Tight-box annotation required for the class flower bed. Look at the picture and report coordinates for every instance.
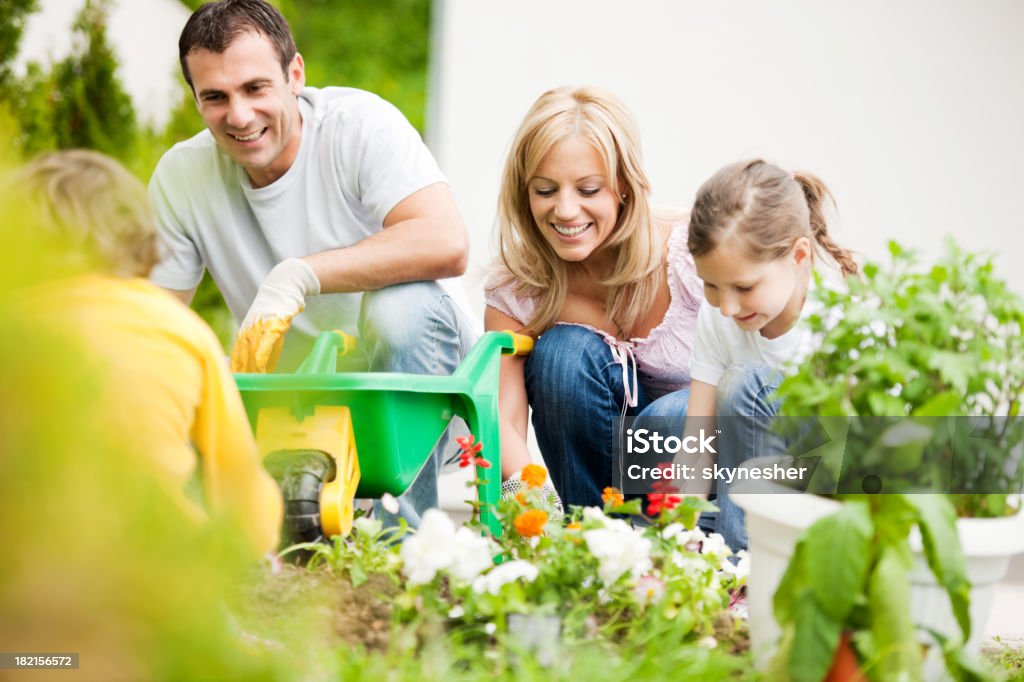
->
[231,464,758,680]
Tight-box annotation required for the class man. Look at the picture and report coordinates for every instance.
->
[149,0,475,525]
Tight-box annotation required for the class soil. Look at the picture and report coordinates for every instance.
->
[231,564,397,652]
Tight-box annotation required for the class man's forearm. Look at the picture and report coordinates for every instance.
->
[303,218,468,294]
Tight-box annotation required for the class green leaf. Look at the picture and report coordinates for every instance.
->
[805,501,873,622]
[868,546,924,680]
[787,592,843,682]
[912,392,962,417]
[927,351,972,393]
[348,561,368,587]
[774,536,808,626]
[903,495,972,641]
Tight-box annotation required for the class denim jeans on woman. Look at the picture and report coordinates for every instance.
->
[524,324,690,511]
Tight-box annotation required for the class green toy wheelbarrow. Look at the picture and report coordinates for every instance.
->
[234,330,532,542]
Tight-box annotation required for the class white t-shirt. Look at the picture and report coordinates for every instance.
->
[148,86,446,338]
[690,292,822,387]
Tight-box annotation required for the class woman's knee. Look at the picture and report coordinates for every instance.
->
[525,324,614,393]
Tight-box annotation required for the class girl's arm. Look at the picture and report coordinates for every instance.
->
[682,380,718,495]
[484,305,535,479]
[687,380,717,419]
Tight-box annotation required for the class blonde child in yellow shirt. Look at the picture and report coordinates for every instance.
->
[20,149,282,556]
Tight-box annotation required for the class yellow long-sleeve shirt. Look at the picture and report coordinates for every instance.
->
[29,275,282,555]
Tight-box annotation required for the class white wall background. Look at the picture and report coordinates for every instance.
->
[428,0,1024,313]
[14,0,190,129]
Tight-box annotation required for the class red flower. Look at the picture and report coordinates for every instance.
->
[646,492,682,516]
[456,434,483,455]
[457,434,490,469]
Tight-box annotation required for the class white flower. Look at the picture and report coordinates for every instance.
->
[734,550,751,583]
[380,493,400,515]
[676,528,707,552]
[671,551,709,575]
[472,560,539,595]
[700,533,732,560]
[582,506,612,527]
[401,509,457,585]
[448,527,498,583]
[353,516,381,537]
[661,522,685,540]
[484,622,497,635]
[400,509,496,586]
[447,605,465,618]
[633,575,666,605]
[868,319,888,337]
[584,519,652,585]
[698,636,718,649]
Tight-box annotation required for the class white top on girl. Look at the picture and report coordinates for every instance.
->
[689,291,821,387]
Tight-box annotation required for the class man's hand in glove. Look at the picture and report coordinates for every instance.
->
[229,258,320,373]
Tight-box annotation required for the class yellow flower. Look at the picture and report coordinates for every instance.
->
[513,509,548,537]
[602,487,624,508]
[520,464,547,489]
[566,522,581,531]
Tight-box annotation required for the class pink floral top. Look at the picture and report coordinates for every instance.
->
[485,221,704,399]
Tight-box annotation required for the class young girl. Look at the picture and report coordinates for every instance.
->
[685,159,858,550]
[485,86,705,509]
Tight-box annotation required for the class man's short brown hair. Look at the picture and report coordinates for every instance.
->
[178,0,297,90]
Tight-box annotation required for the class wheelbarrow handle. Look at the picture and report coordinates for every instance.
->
[295,330,358,374]
[502,330,534,356]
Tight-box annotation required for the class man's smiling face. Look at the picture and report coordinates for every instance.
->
[187,31,304,188]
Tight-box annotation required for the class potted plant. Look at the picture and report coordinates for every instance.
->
[733,240,1024,679]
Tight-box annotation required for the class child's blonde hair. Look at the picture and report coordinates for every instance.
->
[687,159,858,276]
[20,149,158,277]
[492,86,666,336]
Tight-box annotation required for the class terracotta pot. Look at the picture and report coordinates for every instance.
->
[824,632,865,682]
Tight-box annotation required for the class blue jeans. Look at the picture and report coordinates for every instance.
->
[524,324,690,510]
[704,363,784,552]
[358,282,477,528]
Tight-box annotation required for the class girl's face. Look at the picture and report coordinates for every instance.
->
[694,237,811,338]
[528,135,622,267]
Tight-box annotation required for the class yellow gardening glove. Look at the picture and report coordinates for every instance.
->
[229,258,320,373]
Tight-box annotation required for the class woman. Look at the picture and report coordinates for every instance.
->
[485,86,704,509]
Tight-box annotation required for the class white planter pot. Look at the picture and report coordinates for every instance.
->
[732,483,1024,677]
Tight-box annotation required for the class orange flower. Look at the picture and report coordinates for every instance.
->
[520,464,547,489]
[566,521,581,531]
[515,492,528,505]
[513,509,548,537]
[602,487,625,508]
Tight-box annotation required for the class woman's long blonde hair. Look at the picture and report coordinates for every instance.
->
[492,86,666,336]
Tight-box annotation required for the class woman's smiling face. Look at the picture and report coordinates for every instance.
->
[528,135,622,266]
